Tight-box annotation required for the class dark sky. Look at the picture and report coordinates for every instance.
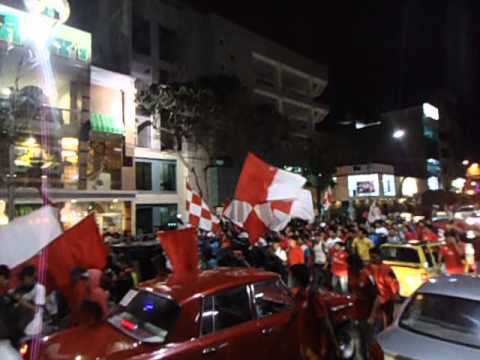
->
[188,0,480,158]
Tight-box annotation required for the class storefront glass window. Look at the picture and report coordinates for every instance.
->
[136,204,178,234]
[87,138,123,191]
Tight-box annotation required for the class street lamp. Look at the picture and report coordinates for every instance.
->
[463,160,470,166]
[393,129,406,139]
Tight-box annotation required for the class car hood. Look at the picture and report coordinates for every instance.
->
[39,322,156,360]
[377,326,480,360]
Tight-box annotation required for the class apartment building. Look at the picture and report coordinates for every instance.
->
[67,0,329,233]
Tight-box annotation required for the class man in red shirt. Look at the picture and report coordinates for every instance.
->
[367,248,399,331]
[439,233,465,274]
[288,238,305,266]
[331,242,349,293]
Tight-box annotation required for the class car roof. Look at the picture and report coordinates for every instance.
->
[381,241,443,249]
[419,274,480,301]
[139,267,278,304]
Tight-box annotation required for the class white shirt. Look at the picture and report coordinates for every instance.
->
[313,243,327,265]
[274,247,287,263]
[22,283,46,336]
[375,227,389,236]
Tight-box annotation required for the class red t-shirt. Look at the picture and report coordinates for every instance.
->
[441,244,464,274]
[288,247,305,266]
[368,263,399,304]
[331,249,349,277]
[349,270,375,320]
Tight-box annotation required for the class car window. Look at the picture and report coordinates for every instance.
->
[428,246,441,265]
[253,280,293,318]
[381,247,421,264]
[201,286,252,336]
[400,293,480,349]
[109,290,180,343]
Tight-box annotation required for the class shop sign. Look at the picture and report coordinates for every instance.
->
[0,3,91,63]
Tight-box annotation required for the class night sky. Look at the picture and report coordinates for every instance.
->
[188,0,480,158]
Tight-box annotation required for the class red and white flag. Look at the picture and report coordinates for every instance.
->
[0,207,107,295]
[186,184,220,232]
[224,153,314,242]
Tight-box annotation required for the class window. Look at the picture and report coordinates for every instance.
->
[135,159,176,192]
[136,162,152,191]
[133,13,151,56]
[253,281,293,318]
[201,286,252,335]
[136,204,178,234]
[158,25,178,62]
[381,247,420,264]
[400,293,480,348]
[158,160,176,191]
[422,245,435,268]
[109,291,180,344]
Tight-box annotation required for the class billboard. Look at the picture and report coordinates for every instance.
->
[382,174,396,196]
[348,174,380,197]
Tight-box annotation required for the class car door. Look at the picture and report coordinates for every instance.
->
[251,280,298,359]
[212,285,261,360]
[190,286,261,360]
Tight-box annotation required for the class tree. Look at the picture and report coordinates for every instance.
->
[136,74,291,201]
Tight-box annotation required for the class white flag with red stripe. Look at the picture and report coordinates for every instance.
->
[0,206,63,269]
[224,153,314,242]
[186,184,220,232]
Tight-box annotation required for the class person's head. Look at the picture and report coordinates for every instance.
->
[289,238,298,248]
[19,265,37,287]
[0,265,10,288]
[445,230,457,244]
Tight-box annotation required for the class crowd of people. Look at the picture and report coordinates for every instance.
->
[0,212,476,359]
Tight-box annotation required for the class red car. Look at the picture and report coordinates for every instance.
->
[34,268,358,359]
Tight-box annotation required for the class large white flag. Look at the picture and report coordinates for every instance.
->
[0,206,62,268]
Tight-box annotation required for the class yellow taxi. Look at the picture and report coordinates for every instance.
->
[380,241,444,297]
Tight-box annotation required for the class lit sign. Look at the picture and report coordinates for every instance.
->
[402,178,418,197]
[24,0,71,24]
[0,4,91,63]
[423,103,439,120]
[348,174,380,197]
[382,174,396,197]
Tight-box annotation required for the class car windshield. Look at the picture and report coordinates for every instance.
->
[381,246,420,264]
[400,293,480,349]
[108,290,180,344]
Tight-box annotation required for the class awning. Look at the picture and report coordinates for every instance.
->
[90,112,124,135]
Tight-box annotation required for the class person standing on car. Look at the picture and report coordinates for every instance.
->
[366,248,399,332]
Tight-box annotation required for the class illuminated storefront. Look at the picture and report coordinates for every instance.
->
[0,4,136,231]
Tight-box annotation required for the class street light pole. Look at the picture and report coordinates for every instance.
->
[7,143,15,221]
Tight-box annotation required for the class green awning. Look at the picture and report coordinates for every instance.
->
[91,112,124,135]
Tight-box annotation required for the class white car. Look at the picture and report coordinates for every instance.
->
[377,275,480,360]
[454,205,479,220]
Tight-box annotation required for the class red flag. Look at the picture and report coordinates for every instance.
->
[158,228,199,279]
[46,215,107,294]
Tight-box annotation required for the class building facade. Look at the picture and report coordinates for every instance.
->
[65,0,330,234]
